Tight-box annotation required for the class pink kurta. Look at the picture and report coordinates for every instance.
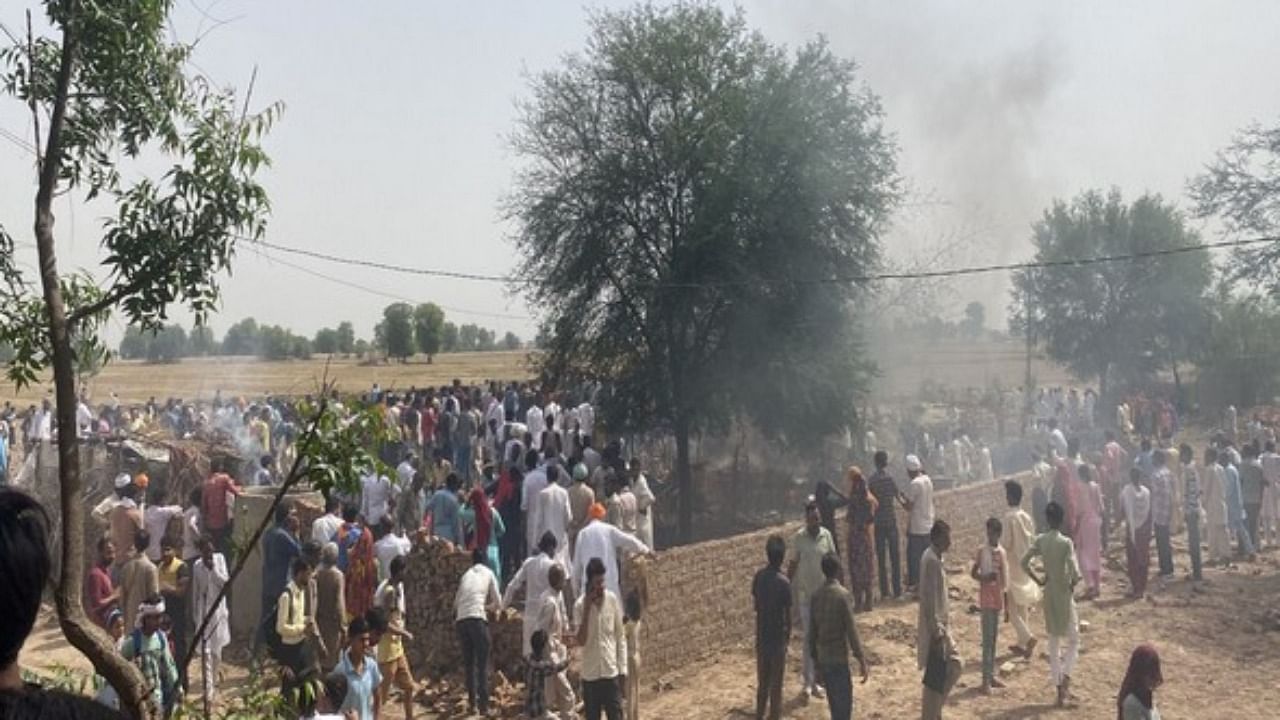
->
[1075,480,1104,590]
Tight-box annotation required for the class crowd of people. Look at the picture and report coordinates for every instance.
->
[43,380,660,720]
[749,401,1271,720]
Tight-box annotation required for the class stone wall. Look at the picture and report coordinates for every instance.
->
[640,471,1045,681]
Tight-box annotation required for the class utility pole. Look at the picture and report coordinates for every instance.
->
[1022,286,1034,437]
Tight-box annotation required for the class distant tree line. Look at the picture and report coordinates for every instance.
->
[115,304,524,363]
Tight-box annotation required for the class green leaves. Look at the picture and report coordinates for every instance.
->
[509,2,896,450]
[294,397,395,499]
[0,0,279,387]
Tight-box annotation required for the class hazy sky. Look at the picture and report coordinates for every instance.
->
[2,1,1278,343]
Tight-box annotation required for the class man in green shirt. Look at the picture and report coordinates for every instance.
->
[809,553,869,720]
[788,501,837,701]
[1022,501,1081,708]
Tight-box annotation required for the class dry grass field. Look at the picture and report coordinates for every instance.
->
[0,351,532,405]
[0,338,1080,407]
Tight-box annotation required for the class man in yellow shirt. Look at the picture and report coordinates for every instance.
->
[373,555,418,719]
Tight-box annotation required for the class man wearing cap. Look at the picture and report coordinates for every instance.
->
[567,462,597,560]
[903,454,935,596]
[109,474,144,571]
[786,500,837,701]
[571,502,650,599]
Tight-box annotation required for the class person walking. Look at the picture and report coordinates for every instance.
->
[1239,444,1266,553]
[867,451,905,601]
[971,518,1006,694]
[574,557,628,720]
[845,467,879,612]
[190,535,230,704]
[904,455,935,596]
[1001,480,1040,659]
[120,530,160,633]
[788,500,837,701]
[918,520,961,720]
[455,547,502,717]
[752,535,791,720]
[808,553,870,720]
[1022,502,1082,708]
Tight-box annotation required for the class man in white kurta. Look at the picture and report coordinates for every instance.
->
[1002,481,1042,656]
[191,540,230,702]
[633,467,657,549]
[503,535,561,655]
[522,461,550,553]
[531,466,572,568]
[571,507,650,597]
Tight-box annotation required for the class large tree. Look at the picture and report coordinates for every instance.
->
[1190,120,1280,292]
[221,316,262,356]
[0,2,277,715]
[380,302,415,361]
[1010,189,1212,399]
[508,3,897,541]
[335,320,355,355]
[412,302,445,362]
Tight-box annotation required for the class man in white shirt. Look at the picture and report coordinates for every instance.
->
[311,496,344,545]
[503,532,562,655]
[903,454,935,595]
[574,557,626,720]
[1047,419,1068,460]
[76,397,95,437]
[32,399,53,442]
[1260,441,1280,548]
[526,403,545,451]
[631,459,657,550]
[572,503,650,598]
[534,563,577,717]
[454,548,502,717]
[531,466,573,570]
[396,454,417,490]
[522,453,551,552]
[361,470,393,528]
[142,487,183,562]
[373,519,412,582]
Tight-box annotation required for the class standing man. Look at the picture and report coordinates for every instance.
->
[201,463,242,558]
[191,535,230,704]
[918,520,961,720]
[1022,502,1082,708]
[567,463,597,560]
[1221,448,1256,561]
[455,547,502,717]
[631,458,657,550]
[425,473,464,546]
[1239,444,1266,553]
[787,500,837,701]
[752,535,791,720]
[809,554,870,720]
[903,455,935,596]
[262,502,301,648]
[505,531,562,656]
[530,465,573,572]
[1180,444,1204,582]
[1149,450,1175,585]
[867,450,905,601]
[1260,441,1280,548]
[574,557,627,720]
[572,503,650,599]
[1001,481,1040,659]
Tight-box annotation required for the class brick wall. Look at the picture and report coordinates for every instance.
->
[639,471,1045,680]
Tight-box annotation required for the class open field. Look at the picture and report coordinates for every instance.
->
[0,351,532,405]
[1,338,1079,407]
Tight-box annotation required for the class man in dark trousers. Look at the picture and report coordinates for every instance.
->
[752,535,791,720]
[809,553,870,720]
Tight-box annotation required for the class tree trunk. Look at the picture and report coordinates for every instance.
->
[31,26,154,720]
[674,414,692,544]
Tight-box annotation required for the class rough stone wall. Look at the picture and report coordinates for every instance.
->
[640,471,1045,681]
[403,539,524,680]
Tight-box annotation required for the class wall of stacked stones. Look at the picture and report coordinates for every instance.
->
[640,471,1043,681]
[400,471,1045,683]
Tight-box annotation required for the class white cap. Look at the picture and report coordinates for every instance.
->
[113,473,133,489]
[905,454,923,472]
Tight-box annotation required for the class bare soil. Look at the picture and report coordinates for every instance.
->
[642,541,1280,719]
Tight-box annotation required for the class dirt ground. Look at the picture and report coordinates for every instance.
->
[24,533,1280,719]
[643,537,1280,719]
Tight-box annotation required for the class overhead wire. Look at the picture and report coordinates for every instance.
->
[254,235,1280,289]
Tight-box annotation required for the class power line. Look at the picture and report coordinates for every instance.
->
[255,235,1280,288]
[246,244,534,322]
